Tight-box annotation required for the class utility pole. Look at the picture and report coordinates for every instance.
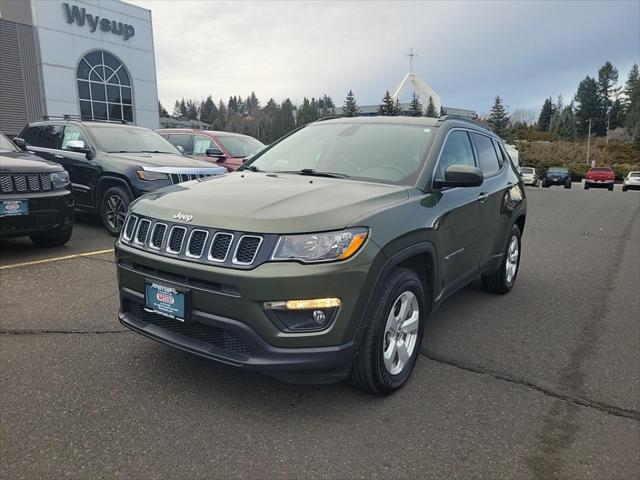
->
[586,117,592,165]
[605,112,611,145]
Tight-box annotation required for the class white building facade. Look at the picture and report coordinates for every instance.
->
[0,0,159,136]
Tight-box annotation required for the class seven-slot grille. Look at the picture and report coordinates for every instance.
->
[233,236,262,265]
[170,173,209,184]
[121,217,266,268]
[0,173,53,193]
[209,233,233,262]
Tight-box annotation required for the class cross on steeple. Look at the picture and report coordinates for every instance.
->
[406,47,418,73]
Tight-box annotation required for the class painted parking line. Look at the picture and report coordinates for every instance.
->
[0,248,114,271]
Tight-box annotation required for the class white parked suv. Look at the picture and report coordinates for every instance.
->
[622,171,640,192]
[519,167,540,187]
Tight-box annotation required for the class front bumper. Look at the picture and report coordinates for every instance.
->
[623,182,640,190]
[0,189,73,238]
[116,239,383,381]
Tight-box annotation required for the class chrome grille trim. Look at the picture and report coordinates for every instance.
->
[207,232,234,263]
[166,226,187,254]
[149,223,168,250]
[185,229,209,259]
[232,235,263,266]
[134,219,152,245]
[122,215,138,242]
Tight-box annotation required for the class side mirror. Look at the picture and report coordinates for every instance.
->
[434,165,484,188]
[176,145,185,154]
[205,148,225,161]
[67,139,89,152]
[13,137,27,151]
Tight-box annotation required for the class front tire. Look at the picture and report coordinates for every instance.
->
[584,183,589,190]
[30,226,73,247]
[622,186,628,192]
[542,180,549,188]
[348,268,426,396]
[608,184,614,191]
[100,186,131,236]
[481,224,521,294]
[565,180,572,189]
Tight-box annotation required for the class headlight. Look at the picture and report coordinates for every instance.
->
[136,170,169,181]
[50,171,70,188]
[271,228,368,263]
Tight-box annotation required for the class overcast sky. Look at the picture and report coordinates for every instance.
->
[130,0,639,116]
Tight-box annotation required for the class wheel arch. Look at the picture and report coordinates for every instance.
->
[96,175,134,207]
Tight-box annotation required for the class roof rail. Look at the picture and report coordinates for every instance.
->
[437,114,493,132]
[315,115,343,122]
[41,114,130,125]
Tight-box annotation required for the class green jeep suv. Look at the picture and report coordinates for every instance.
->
[116,116,526,395]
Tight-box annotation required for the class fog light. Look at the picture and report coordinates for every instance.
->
[263,298,340,332]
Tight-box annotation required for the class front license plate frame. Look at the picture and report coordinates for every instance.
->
[144,281,188,322]
[0,200,28,217]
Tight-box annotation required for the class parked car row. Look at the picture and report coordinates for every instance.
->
[518,165,637,192]
[2,119,267,245]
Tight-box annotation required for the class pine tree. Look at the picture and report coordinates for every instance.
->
[246,92,260,116]
[408,92,422,117]
[425,96,437,117]
[554,105,577,139]
[186,100,198,121]
[378,91,399,116]
[179,98,187,118]
[537,98,554,131]
[487,96,510,137]
[342,90,359,117]
[158,101,169,118]
[624,64,640,143]
[608,98,624,130]
[598,62,619,116]
[319,94,335,116]
[172,100,181,118]
[575,76,603,136]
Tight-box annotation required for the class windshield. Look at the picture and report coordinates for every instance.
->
[630,172,640,177]
[247,122,435,186]
[548,168,568,174]
[217,136,265,158]
[590,167,613,172]
[0,133,18,152]
[88,125,180,154]
[520,168,534,174]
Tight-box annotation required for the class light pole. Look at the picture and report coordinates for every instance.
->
[586,117,592,165]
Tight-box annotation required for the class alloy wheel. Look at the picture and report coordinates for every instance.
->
[105,194,127,232]
[382,291,420,375]
[505,235,520,284]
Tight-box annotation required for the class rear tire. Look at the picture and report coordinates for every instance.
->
[565,180,572,189]
[584,183,589,190]
[100,186,131,236]
[481,224,521,294]
[608,184,614,191]
[348,267,426,396]
[30,226,73,247]
[542,180,549,188]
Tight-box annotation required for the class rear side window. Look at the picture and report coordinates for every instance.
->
[471,133,501,176]
[62,125,87,150]
[435,130,475,180]
[21,126,40,146]
[38,125,64,149]
[193,135,215,155]
[491,140,506,167]
[167,134,193,155]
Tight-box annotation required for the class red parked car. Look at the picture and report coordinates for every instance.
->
[584,167,615,191]
[157,129,265,172]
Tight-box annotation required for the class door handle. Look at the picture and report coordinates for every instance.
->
[54,154,63,159]
[477,192,489,203]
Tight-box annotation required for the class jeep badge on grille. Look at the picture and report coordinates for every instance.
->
[173,211,193,222]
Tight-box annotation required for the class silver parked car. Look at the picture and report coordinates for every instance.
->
[520,167,540,187]
[622,171,640,192]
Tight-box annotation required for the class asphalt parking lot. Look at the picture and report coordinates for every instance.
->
[1,185,639,479]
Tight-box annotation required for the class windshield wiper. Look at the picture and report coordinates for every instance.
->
[141,150,173,154]
[294,168,350,179]
[244,165,262,172]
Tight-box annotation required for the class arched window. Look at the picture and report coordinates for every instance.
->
[77,50,133,122]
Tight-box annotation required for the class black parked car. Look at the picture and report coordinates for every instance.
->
[15,119,226,235]
[0,132,74,246]
[541,167,571,189]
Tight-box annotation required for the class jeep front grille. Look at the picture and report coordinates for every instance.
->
[120,217,273,269]
[0,173,53,193]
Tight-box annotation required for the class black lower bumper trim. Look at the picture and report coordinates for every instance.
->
[119,288,355,383]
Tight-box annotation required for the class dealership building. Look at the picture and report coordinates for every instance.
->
[0,0,159,137]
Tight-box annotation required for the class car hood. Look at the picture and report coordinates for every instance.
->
[105,152,220,168]
[131,172,409,233]
[0,151,64,173]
